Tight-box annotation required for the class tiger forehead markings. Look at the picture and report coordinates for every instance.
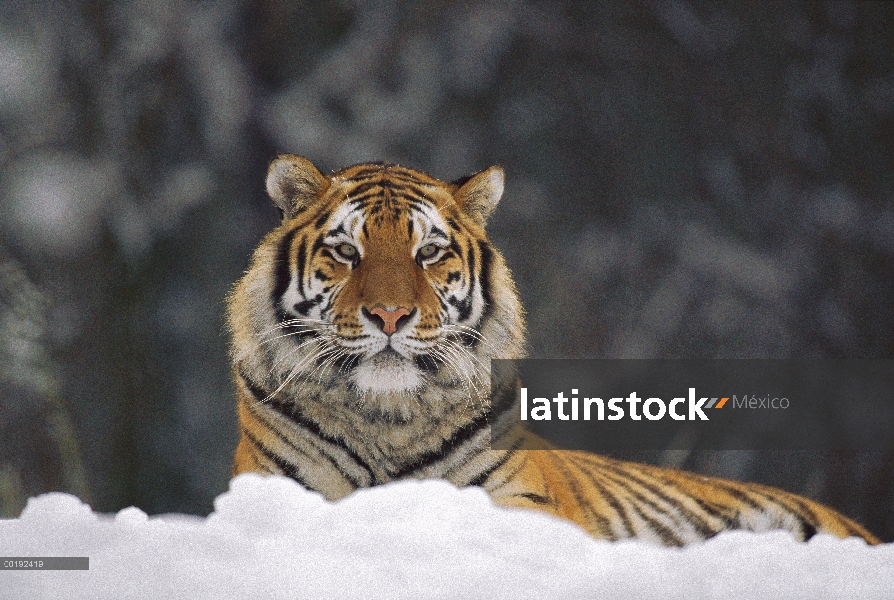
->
[228,154,879,546]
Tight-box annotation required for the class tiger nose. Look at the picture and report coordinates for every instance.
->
[363,306,414,335]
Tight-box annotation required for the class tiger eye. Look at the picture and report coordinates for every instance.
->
[419,244,439,258]
[337,244,357,258]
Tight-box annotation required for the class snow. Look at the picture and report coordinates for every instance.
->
[1,474,891,599]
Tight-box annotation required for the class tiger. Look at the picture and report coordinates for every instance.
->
[227,154,879,546]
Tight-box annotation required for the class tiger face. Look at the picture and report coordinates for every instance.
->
[234,155,523,408]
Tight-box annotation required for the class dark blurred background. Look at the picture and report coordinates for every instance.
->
[0,1,892,540]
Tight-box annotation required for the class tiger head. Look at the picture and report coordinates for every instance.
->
[229,155,525,413]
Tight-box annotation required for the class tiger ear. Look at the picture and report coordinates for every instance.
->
[266,154,329,219]
[453,166,504,226]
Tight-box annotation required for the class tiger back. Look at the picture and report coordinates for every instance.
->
[228,154,879,546]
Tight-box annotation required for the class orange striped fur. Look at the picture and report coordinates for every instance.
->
[228,155,878,545]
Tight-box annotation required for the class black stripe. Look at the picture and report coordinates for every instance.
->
[577,459,692,544]
[343,165,387,180]
[239,367,271,401]
[626,465,736,524]
[486,455,529,494]
[446,237,464,261]
[698,478,829,538]
[390,190,432,206]
[242,429,280,474]
[599,461,717,539]
[430,225,448,239]
[548,453,629,538]
[294,293,323,316]
[347,181,381,196]
[295,237,307,295]
[265,398,377,483]
[315,210,331,228]
[466,439,522,487]
[413,354,442,373]
[377,178,427,193]
[476,240,494,327]
[272,228,299,323]
[244,396,366,490]
[800,518,818,541]
[683,493,737,524]
[347,189,385,207]
[699,477,766,511]
[628,499,686,546]
[325,224,346,237]
[778,491,822,527]
[387,170,431,183]
[318,289,337,316]
[755,490,814,539]
[238,369,377,485]
[553,455,620,540]
[515,492,551,505]
[239,371,366,488]
[385,190,430,206]
[753,488,823,541]
[447,237,475,322]
[391,411,492,479]
[241,428,312,489]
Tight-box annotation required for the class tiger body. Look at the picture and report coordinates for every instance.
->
[228,155,878,545]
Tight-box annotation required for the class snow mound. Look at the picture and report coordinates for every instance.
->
[1,474,890,599]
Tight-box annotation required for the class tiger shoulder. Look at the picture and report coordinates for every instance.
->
[227,154,879,546]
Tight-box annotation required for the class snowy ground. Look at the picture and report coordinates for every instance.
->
[1,474,891,599]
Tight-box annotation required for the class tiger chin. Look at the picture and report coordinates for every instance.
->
[227,154,879,546]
